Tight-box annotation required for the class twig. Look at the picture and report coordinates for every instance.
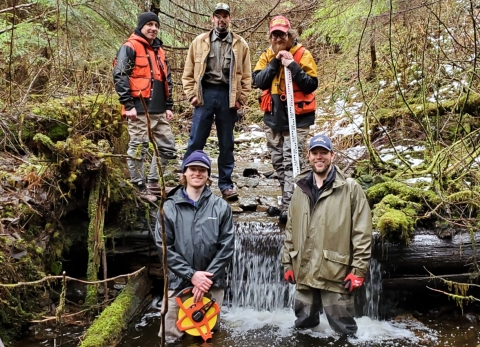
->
[138,95,168,347]
[426,286,480,302]
[0,3,35,14]
[0,267,145,288]
[30,298,115,323]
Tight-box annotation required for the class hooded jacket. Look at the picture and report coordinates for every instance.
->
[113,32,173,114]
[253,44,318,132]
[182,30,252,108]
[282,167,372,294]
[155,185,234,290]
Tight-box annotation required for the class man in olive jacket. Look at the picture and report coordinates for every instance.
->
[155,150,234,343]
[182,3,252,201]
[282,134,372,335]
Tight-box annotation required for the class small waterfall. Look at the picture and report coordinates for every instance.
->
[364,258,382,319]
[227,222,295,311]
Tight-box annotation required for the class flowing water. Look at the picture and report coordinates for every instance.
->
[17,222,480,347]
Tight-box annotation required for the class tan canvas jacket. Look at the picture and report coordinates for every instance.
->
[282,167,373,294]
[182,30,252,108]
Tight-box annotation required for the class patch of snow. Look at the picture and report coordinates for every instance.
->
[404,176,432,184]
[342,146,367,161]
[408,158,424,167]
[331,114,364,137]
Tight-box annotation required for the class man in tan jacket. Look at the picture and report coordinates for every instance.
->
[282,134,372,335]
[181,3,251,201]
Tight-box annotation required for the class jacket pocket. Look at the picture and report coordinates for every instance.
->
[259,89,272,112]
[294,91,316,115]
[134,56,150,78]
[321,250,350,282]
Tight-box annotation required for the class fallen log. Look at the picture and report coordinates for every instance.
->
[79,271,151,347]
[373,229,480,277]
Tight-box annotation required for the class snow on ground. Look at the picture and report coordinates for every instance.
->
[315,99,365,139]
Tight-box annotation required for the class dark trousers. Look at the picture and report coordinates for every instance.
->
[183,85,237,192]
[295,287,358,335]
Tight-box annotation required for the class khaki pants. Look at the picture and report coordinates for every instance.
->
[127,112,176,184]
[158,288,225,343]
[265,126,310,207]
[294,287,357,335]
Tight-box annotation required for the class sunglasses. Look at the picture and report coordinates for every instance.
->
[271,32,288,39]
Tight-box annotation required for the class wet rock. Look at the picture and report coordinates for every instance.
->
[234,131,265,143]
[239,198,258,212]
[256,205,269,213]
[236,177,259,189]
[465,313,477,323]
[267,206,281,217]
[229,204,243,214]
[243,168,259,177]
[357,174,374,190]
[10,249,27,260]
[259,196,279,207]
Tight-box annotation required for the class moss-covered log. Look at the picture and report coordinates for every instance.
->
[79,271,151,347]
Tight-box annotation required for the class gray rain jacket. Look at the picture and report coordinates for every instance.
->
[155,185,234,290]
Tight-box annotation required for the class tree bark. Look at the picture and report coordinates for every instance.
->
[373,229,480,277]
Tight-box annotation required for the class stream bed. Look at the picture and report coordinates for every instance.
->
[18,302,480,347]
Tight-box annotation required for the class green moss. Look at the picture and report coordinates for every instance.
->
[0,237,48,343]
[80,278,141,347]
[377,209,414,244]
[47,123,69,140]
[370,188,423,244]
[33,133,54,149]
[366,180,441,206]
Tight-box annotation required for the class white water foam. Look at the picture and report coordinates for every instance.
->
[221,308,438,346]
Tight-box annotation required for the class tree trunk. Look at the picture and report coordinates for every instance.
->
[373,229,480,277]
[79,272,152,347]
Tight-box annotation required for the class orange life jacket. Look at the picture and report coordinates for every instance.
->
[118,34,169,113]
[259,46,316,115]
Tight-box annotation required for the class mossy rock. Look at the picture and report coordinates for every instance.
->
[26,95,124,146]
[366,180,441,206]
[377,209,414,244]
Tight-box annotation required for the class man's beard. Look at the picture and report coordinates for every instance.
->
[311,161,331,176]
[216,23,228,33]
[270,37,294,54]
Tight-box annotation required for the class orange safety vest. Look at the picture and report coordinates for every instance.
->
[259,46,316,115]
[117,34,169,114]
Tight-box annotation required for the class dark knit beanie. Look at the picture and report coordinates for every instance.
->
[136,12,160,30]
[182,150,212,176]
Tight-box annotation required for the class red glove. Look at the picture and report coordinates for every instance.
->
[343,273,364,293]
[284,269,296,284]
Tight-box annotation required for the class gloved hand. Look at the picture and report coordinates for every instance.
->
[284,269,296,284]
[343,273,364,293]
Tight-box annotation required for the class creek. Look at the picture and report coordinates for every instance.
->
[16,221,480,347]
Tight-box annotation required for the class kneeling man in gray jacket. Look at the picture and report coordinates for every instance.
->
[155,150,234,343]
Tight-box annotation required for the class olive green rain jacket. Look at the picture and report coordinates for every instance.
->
[282,167,373,294]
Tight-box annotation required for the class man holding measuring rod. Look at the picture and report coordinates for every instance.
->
[253,15,318,223]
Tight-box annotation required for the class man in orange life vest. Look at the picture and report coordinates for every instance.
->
[253,16,318,222]
[113,12,177,202]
